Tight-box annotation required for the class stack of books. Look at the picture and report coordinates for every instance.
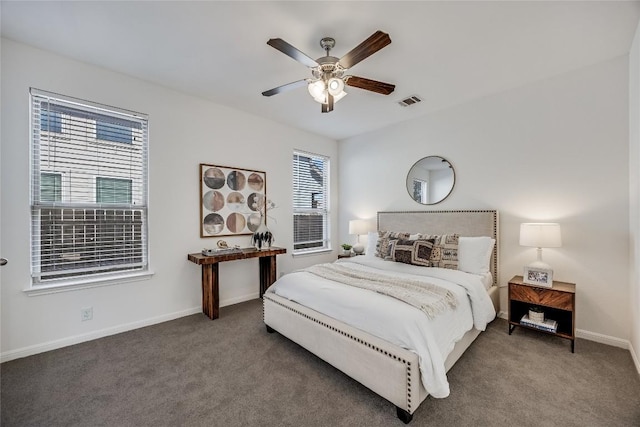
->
[520,314,558,333]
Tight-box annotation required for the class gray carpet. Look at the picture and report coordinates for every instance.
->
[2,299,639,426]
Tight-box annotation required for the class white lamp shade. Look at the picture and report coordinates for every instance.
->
[349,219,374,236]
[308,80,326,100]
[327,78,345,96]
[332,90,347,103]
[519,223,562,248]
[311,90,347,104]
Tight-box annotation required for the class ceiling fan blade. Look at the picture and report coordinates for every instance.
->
[267,38,319,68]
[262,79,308,97]
[338,31,391,70]
[345,76,395,95]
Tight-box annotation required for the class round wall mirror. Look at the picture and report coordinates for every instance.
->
[406,156,455,205]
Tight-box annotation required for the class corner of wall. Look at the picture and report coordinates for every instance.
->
[630,339,640,376]
[629,18,640,376]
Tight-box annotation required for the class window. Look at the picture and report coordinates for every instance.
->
[40,173,62,203]
[30,88,149,287]
[96,120,133,144]
[96,177,132,204]
[41,110,62,133]
[293,151,330,253]
[413,179,428,204]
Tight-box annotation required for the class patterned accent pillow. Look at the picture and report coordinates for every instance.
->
[385,239,399,260]
[375,231,410,259]
[418,233,460,269]
[392,238,436,267]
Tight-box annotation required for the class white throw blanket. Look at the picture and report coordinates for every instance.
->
[304,263,457,318]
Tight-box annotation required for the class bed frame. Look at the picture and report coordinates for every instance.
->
[263,210,499,423]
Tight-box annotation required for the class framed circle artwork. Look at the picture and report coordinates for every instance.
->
[200,164,266,237]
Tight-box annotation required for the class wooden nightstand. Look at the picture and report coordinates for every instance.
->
[508,275,576,352]
[338,253,364,259]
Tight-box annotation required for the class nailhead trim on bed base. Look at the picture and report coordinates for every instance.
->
[264,295,415,413]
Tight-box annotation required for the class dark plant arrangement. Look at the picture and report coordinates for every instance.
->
[251,196,276,250]
[252,229,273,250]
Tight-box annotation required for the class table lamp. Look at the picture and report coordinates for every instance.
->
[349,219,374,255]
[519,223,562,270]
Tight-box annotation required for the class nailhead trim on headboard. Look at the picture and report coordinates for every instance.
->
[264,295,414,413]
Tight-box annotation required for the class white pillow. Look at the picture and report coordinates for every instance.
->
[365,231,379,257]
[458,236,495,274]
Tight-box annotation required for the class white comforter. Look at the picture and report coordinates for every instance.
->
[268,256,496,398]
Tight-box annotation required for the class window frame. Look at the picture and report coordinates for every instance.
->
[413,178,428,204]
[28,88,151,293]
[292,150,331,255]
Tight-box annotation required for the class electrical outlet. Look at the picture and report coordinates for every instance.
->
[81,307,93,321]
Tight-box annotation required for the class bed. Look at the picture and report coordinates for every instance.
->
[263,210,499,423]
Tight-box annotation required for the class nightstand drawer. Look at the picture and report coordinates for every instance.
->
[509,283,573,310]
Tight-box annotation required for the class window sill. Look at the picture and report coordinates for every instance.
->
[24,270,155,296]
[292,249,333,258]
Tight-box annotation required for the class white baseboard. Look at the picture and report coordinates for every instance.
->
[1,293,263,363]
[497,311,633,350]
[1,306,200,363]
[629,341,640,375]
[575,328,629,349]
[220,292,259,307]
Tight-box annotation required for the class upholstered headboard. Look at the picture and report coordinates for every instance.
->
[377,210,499,286]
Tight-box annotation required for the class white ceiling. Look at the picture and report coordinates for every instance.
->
[2,1,639,140]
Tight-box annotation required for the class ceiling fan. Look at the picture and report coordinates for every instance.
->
[262,30,395,113]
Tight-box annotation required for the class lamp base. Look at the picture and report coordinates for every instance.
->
[353,243,365,255]
[526,260,552,270]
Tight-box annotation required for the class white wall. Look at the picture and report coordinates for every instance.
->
[339,56,630,344]
[629,21,640,372]
[0,39,338,361]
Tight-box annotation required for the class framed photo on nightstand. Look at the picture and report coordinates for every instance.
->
[523,266,553,287]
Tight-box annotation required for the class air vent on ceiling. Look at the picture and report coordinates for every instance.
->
[398,95,422,107]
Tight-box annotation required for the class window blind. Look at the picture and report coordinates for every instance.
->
[30,88,149,285]
[292,151,330,252]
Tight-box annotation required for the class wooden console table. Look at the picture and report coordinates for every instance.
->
[187,247,287,320]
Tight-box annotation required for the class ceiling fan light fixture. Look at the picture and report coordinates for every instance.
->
[312,93,327,104]
[311,91,347,105]
[263,31,393,113]
[327,77,345,96]
[307,80,326,100]
[308,79,347,105]
[333,90,347,103]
